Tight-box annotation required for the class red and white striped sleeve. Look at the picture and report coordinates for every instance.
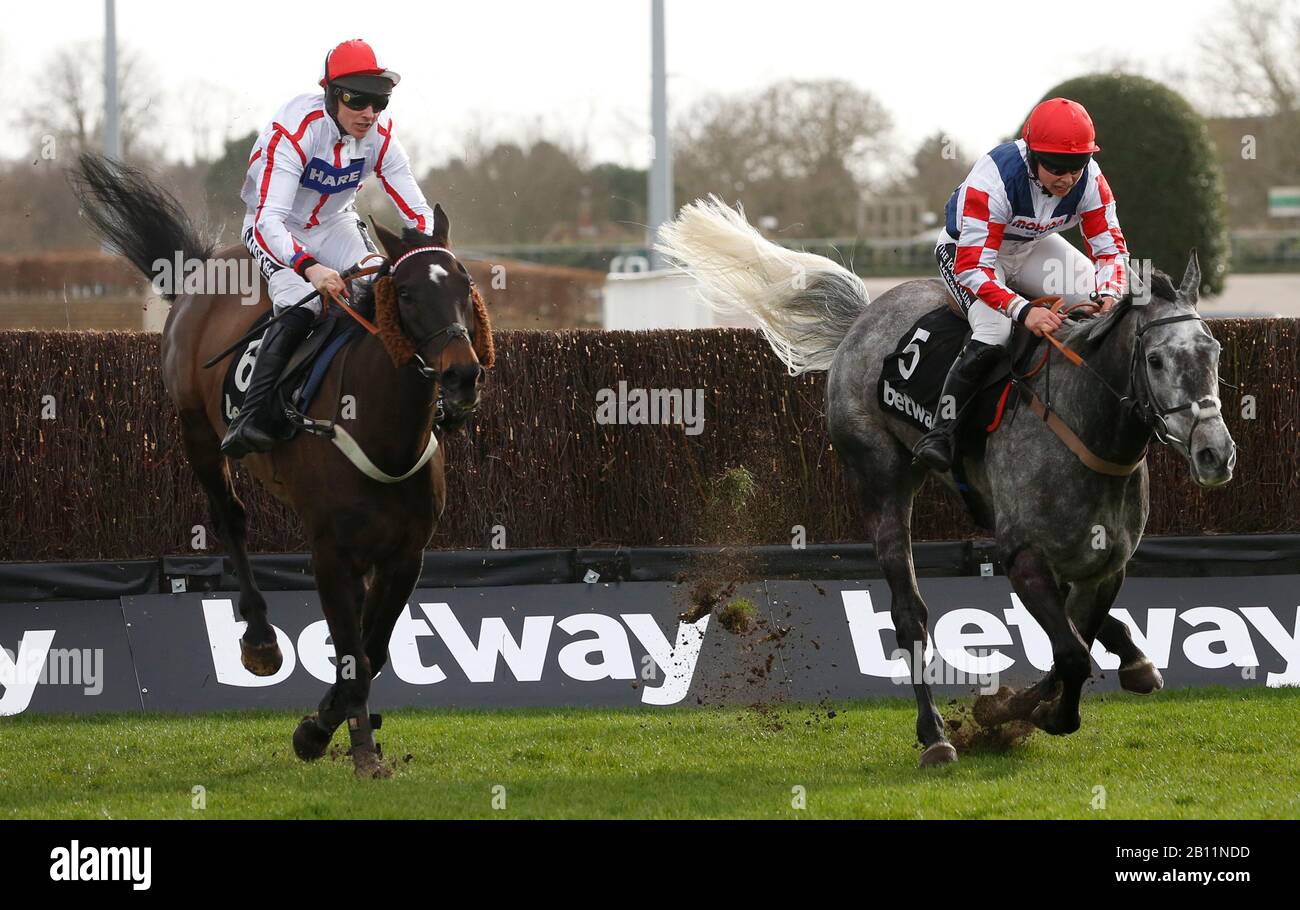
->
[251,116,317,277]
[374,117,434,235]
[952,162,1031,321]
[1079,165,1130,298]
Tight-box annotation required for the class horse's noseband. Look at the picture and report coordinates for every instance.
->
[410,322,471,380]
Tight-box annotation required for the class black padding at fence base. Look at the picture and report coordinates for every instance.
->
[3,534,1299,603]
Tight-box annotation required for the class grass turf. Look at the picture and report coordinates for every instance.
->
[0,686,1295,819]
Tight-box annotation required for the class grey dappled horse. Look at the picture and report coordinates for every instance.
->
[659,198,1236,768]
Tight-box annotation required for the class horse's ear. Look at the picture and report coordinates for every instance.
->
[432,203,450,247]
[1179,249,1201,307]
[470,283,495,368]
[372,219,404,260]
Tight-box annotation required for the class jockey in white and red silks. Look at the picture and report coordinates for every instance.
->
[224,37,434,458]
[914,96,1131,473]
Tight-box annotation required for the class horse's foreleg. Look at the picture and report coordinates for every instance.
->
[298,542,389,778]
[1005,547,1091,735]
[178,409,280,676]
[293,564,365,762]
[361,549,425,678]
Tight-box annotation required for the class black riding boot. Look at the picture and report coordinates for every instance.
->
[220,308,315,458]
[912,338,1002,473]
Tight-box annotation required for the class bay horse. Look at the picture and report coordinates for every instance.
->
[72,154,494,777]
[660,198,1236,768]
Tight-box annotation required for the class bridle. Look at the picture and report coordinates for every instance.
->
[387,244,475,383]
[280,241,485,481]
[1124,310,1226,460]
[1024,296,1230,466]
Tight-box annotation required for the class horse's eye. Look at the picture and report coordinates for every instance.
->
[398,287,409,299]
[1147,354,1163,370]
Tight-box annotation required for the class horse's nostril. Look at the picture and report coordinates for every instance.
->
[1195,448,1219,468]
[441,365,481,392]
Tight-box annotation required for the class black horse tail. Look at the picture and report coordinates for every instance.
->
[69,153,215,301]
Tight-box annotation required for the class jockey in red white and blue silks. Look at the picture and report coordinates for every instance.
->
[915,97,1130,474]
[239,41,433,317]
[224,38,434,459]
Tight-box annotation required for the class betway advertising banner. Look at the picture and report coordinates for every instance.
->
[1,576,1298,715]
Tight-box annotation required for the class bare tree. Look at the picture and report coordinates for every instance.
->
[25,40,163,161]
[673,79,896,237]
[1196,0,1300,226]
[898,131,975,222]
[1198,0,1300,116]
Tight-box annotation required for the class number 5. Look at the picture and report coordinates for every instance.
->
[898,328,931,380]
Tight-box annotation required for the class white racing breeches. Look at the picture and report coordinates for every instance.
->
[243,214,380,316]
[936,232,1095,346]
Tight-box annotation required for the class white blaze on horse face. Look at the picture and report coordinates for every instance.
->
[429,264,449,284]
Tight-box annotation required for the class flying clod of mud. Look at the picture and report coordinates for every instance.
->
[944,687,1037,754]
[718,597,757,634]
[677,466,760,630]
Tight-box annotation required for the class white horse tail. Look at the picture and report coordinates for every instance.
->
[655,195,870,375]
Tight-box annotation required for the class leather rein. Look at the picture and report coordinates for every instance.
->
[1012,295,1220,475]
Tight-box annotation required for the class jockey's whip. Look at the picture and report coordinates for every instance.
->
[202,262,385,369]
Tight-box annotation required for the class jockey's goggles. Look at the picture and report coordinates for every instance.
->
[335,87,389,113]
[1036,153,1091,176]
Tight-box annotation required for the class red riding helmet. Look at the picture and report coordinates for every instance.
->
[319,39,401,92]
[1022,98,1101,155]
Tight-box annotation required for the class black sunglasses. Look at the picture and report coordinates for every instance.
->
[335,88,389,113]
[1038,157,1089,177]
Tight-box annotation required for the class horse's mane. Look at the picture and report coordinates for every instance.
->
[1056,268,1180,350]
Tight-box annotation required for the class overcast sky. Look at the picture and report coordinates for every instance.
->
[2,0,1229,169]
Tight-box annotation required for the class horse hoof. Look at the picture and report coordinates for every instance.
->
[919,741,958,768]
[240,637,283,677]
[972,685,1016,727]
[293,714,333,762]
[1031,702,1080,736]
[1119,660,1164,695]
[351,746,393,779]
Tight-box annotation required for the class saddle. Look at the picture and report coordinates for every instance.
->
[878,304,1040,446]
[878,299,1048,528]
[220,306,369,442]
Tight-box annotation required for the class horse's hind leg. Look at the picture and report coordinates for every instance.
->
[178,409,281,676]
[1089,571,1163,694]
[844,445,954,768]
